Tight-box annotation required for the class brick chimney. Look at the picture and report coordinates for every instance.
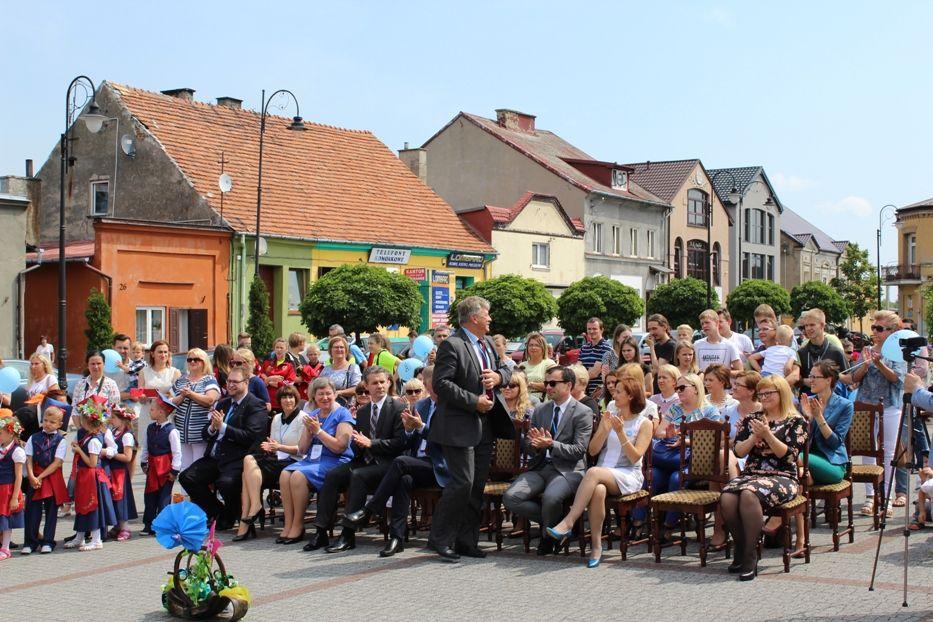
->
[399,144,427,184]
[161,88,195,102]
[216,96,242,110]
[495,109,536,133]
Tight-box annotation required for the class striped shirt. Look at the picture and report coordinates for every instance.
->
[579,338,612,394]
[172,374,221,444]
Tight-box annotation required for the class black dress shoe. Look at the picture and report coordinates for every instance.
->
[302,530,328,551]
[727,560,744,574]
[536,538,555,556]
[344,508,372,529]
[379,537,404,557]
[432,544,460,563]
[325,531,356,553]
[455,544,487,558]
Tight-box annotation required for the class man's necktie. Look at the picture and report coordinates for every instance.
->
[370,403,379,437]
[551,406,560,437]
[477,340,494,399]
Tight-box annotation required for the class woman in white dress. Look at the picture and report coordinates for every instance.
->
[137,340,181,453]
[546,374,653,567]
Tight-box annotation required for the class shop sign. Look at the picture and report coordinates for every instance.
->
[431,270,450,285]
[404,267,427,282]
[369,247,411,264]
[447,253,484,269]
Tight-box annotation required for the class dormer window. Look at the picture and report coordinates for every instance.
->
[611,169,628,190]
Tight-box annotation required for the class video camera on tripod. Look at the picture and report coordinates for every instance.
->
[899,335,929,365]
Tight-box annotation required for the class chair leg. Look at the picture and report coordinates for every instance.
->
[523,520,531,554]
[679,515,687,557]
[652,507,661,563]
[847,493,855,544]
[830,500,840,552]
[696,511,708,568]
[495,500,504,551]
[810,498,817,528]
[782,516,792,573]
[618,510,629,561]
[804,506,811,564]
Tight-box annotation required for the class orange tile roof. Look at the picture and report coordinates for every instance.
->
[107,83,493,254]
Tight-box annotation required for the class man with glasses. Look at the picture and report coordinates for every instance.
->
[428,296,514,562]
[797,309,848,395]
[179,367,267,530]
[503,366,592,556]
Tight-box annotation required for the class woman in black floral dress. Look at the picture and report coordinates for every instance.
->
[720,375,808,581]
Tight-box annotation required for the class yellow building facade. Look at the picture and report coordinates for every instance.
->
[891,198,933,334]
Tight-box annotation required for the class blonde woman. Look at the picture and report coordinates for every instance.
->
[649,364,681,419]
[402,378,425,409]
[617,363,659,424]
[721,375,808,580]
[172,348,221,470]
[320,336,362,405]
[138,340,181,453]
[674,341,699,376]
[502,370,534,420]
[520,332,556,401]
[27,354,61,399]
[676,324,694,343]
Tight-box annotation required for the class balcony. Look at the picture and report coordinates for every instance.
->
[882,263,925,285]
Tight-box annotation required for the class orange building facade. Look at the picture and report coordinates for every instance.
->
[25,220,230,372]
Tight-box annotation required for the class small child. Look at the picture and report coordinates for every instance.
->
[23,407,68,554]
[0,413,25,560]
[140,393,181,536]
[108,406,138,541]
[749,325,797,377]
[119,342,148,390]
[909,466,933,530]
[68,403,115,551]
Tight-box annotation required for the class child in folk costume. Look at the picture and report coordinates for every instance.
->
[108,405,138,541]
[0,414,26,560]
[67,400,115,551]
[23,407,68,554]
[140,393,181,536]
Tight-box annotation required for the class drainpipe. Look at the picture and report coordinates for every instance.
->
[81,259,113,303]
[240,233,247,336]
[16,251,45,358]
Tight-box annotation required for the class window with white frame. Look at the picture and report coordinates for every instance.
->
[646,230,656,259]
[287,268,309,312]
[136,307,165,346]
[90,180,109,216]
[629,228,638,256]
[611,226,621,255]
[532,242,550,268]
[591,222,604,253]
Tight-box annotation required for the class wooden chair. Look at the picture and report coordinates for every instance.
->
[848,401,885,530]
[649,418,731,566]
[604,441,653,560]
[483,419,528,550]
[808,431,854,551]
[759,441,811,573]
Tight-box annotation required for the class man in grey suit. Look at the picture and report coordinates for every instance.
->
[428,296,514,562]
[503,365,593,555]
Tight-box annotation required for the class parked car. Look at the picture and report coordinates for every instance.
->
[1,359,82,399]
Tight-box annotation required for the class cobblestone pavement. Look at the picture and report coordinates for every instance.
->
[4,480,933,621]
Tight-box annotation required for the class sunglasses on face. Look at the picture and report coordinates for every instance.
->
[187,358,201,364]
[405,389,422,396]
[544,380,570,388]
[505,383,519,389]
[675,385,691,393]
[871,325,889,333]
[230,361,243,366]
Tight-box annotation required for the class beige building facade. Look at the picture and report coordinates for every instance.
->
[890,198,933,334]
[779,206,844,290]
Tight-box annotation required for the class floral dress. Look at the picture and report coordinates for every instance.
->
[722,413,808,509]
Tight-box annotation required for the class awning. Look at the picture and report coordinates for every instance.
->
[26,241,95,264]
[649,264,674,274]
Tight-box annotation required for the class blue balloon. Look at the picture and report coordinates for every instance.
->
[398,358,424,382]
[0,366,20,394]
[412,335,435,361]
[880,330,920,363]
[102,349,121,374]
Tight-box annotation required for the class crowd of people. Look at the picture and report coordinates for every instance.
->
[0,301,930,581]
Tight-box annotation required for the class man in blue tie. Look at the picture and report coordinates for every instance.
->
[179,367,267,529]
[344,365,449,556]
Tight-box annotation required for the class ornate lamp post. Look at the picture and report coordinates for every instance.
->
[876,204,898,311]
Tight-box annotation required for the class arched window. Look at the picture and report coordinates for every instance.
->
[687,189,709,226]
[673,237,683,278]
[712,242,722,286]
[687,239,709,281]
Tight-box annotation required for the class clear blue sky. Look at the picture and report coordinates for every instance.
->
[5,1,932,268]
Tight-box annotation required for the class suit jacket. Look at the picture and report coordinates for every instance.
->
[428,328,515,448]
[201,392,268,471]
[408,397,449,483]
[353,396,407,466]
[525,397,593,474]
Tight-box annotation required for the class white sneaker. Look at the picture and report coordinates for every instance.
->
[39,545,52,554]
[20,547,32,555]
[63,536,81,549]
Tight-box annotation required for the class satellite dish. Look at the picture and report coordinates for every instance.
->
[218,173,233,193]
[120,134,136,157]
[258,237,268,256]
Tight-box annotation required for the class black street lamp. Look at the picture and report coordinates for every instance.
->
[254,89,306,273]
[58,76,106,390]
[876,204,897,311]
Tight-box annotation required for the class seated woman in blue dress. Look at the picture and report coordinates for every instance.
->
[277,377,354,545]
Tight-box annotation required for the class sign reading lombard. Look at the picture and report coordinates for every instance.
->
[369,247,411,265]
[447,253,484,269]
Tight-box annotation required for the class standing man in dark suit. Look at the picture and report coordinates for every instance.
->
[503,365,593,555]
[344,364,449,557]
[180,367,267,529]
[428,296,514,562]
[310,365,406,553]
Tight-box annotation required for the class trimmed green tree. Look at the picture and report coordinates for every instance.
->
[246,276,276,362]
[790,281,850,325]
[830,242,877,332]
[447,274,558,339]
[300,264,422,338]
[646,277,719,330]
[84,288,114,355]
[556,276,644,336]
[725,279,792,327]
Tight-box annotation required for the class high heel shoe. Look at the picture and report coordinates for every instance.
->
[587,551,603,568]
[545,526,572,545]
[738,564,758,581]
[232,521,256,542]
